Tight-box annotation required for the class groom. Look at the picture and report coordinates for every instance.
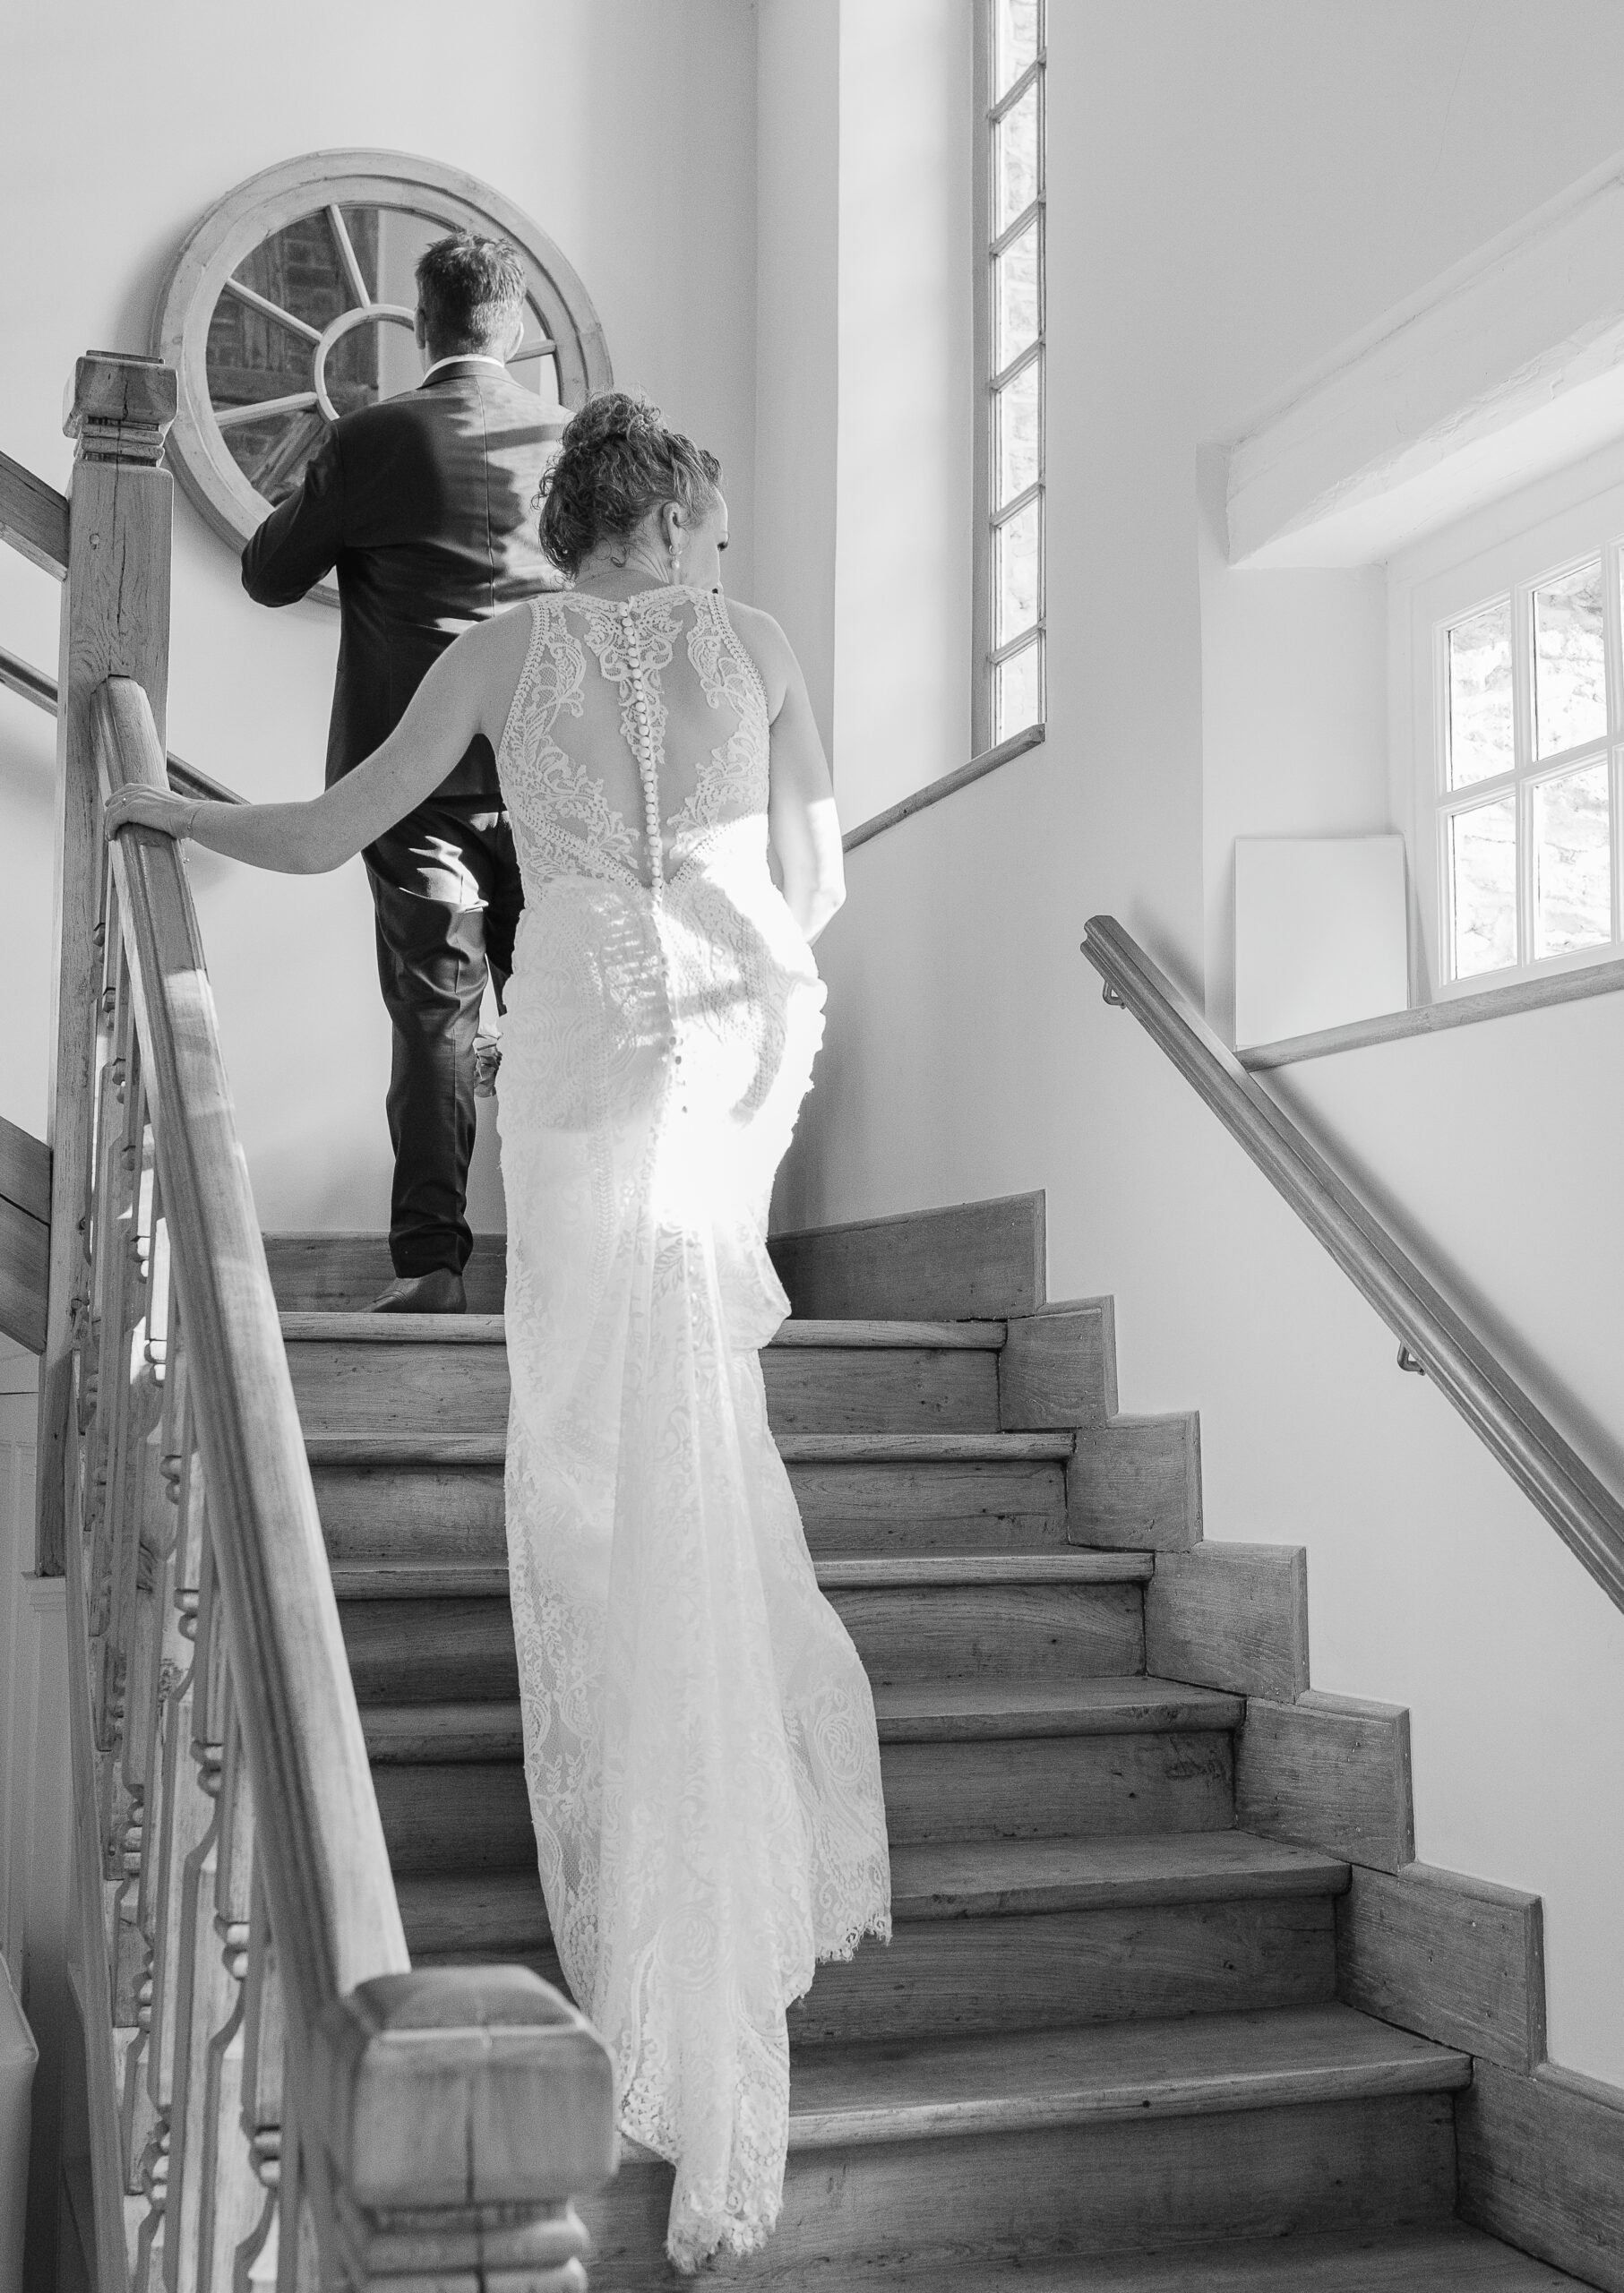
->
[242,232,564,1310]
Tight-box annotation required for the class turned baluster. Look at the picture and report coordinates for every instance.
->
[164,1507,228,2293]
[124,1282,185,2211]
[108,1152,167,2121]
[84,958,140,1658]
[74,873,120,1449]
[134,1372,206,2293]
[234,1871,282,2290]
[194,1693,268,2288]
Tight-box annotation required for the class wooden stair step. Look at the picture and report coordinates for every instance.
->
[889,1831,1348,1916]
[329,1550,1155,1600]
[892,2224,1591,2289]
[362,1679,1241,1763]
[819,1551,1153,1586]
[285,1318,1009,1437]
[312,1451,1071,1562]
[336,1558,1150,1688]
[772,2005,1468,2150]
[340,1598,517,1703]
[365,1702,524,1763]
[378,1730,1242,1870]
[281,1312,1007,1350]
[795,1432,1074,1462]
[373,1709,1239,1862]
[397,1832,1350,1958]
[432,1903,1337,2053]
[305,1430,1076,1467]
[872,1677,1241,1740]
[281,1312,508,1344]
[580,2008,1468,2284]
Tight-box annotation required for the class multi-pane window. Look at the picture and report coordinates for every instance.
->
[975,0,1045,753]
[1438,551,1624,983]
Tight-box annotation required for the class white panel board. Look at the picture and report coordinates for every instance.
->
[1235,836,1409,1049]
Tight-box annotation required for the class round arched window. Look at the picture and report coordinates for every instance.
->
[154,150,612,600]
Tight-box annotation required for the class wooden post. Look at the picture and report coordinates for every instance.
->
[38,353,176,1576]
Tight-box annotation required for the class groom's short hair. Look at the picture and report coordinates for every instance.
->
[415,233,526,356]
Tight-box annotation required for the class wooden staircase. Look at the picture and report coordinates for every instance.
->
[266,1248,1594,2289]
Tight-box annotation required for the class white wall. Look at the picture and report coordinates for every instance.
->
[783,0,1624,2083]
[753,0,973,820]
[753,0,840,753]
[832,0,973,823]
[0,0,760,1234]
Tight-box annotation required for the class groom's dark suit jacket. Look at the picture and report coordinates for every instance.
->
[240,357,563,800]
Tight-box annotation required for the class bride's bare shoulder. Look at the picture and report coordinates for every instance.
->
[720,596,793,712]
[437,596,550,742]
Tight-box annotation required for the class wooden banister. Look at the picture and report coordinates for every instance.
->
[1082,914,1624,1618]
[0,444,69,577]
[0,1114,49,1352]
[2,637,245,806]
[97,673,408,2009]
[34,350,614,2289]
[93,679,614,2288]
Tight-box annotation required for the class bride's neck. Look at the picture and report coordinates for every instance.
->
[571,539,680,598]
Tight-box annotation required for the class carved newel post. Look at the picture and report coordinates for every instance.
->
[39,352,176,1580]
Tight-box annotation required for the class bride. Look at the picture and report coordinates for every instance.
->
[107,391,893,2272]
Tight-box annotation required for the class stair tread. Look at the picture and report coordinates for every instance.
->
[604,2006,1470,2156]
[282,1312,508,1344]
[786,2004,1471,2147]
[331,1550,1155,1601]
[365,1703,524,1761]
[396,1828,1349,1954]
[363,1678,1242,1761]
[794,1431,1077,1460]
[307,1428,1076,1467]
[907,2224,1590,2289]
[872,1676,1242,1737]
[889,1830,1349,1912]
[282,1311,1005,1351]
[819,1550,1153,1585]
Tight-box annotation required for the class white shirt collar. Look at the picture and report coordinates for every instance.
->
[420,353,510,383]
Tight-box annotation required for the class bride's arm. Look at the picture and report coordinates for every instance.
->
[731,604,845,942]
[104,615,518,873]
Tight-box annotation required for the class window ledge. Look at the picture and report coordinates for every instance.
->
[1240,954,1624,1070]
[844,725,1045,853]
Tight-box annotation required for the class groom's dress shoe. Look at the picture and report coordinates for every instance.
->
[368,1271,467,1315]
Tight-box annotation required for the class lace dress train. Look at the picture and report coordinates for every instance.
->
[494,587,891,2270]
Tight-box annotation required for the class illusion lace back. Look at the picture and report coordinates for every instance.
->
[494,585,891,2271]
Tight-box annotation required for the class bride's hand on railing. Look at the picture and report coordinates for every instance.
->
[104,783,196,840]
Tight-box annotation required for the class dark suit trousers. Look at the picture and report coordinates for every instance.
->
[366,801,523,1277]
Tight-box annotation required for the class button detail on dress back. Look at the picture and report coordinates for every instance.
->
[618,597,666,894]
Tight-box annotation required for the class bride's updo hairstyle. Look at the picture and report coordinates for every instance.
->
[541,391,722,577]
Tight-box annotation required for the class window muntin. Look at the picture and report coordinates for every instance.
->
[1435,544,1624,985]
[153,153,611,591]
[975,0,1045,753]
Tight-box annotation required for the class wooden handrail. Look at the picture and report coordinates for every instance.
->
[95,674,614,2279]
[95,674,406,2009]
[2,636,244,806]
[0,445,69,577]
[30,353,613,2286]
[1082,914,1624,1617]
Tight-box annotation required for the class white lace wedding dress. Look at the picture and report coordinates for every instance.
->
[493,583,892,2272]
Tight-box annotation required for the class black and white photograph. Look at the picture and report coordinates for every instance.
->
[0,4,1620,2287]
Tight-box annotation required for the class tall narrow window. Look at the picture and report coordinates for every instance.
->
[975,0,1046,754]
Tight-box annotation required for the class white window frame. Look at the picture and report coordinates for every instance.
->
[1404,466,1624,1001]
[972,0,1046,759]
